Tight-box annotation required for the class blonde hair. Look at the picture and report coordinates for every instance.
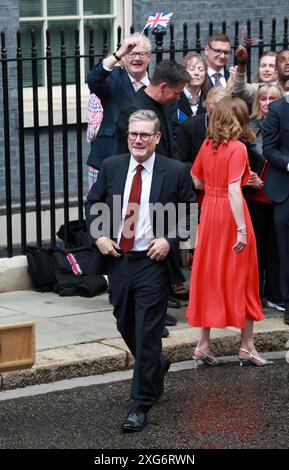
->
[251,83,283,119]
[207,96,255,148]
[204,87,230,107]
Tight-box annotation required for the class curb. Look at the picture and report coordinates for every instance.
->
[1,326,289,391]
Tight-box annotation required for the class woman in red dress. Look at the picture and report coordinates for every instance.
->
[186,96,272,367]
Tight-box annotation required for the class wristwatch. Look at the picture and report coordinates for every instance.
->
[113,52,121,61]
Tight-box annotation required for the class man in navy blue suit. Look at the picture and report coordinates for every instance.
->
[263,95,289,324]
[86,32,151,174]
[85,110,195,432]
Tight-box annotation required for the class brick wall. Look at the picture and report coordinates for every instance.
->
[0,0,19,207]
[133,0,288,63]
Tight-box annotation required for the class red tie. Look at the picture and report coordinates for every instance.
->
[119,164,144,253]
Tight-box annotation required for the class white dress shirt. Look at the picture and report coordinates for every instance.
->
[207,66,227,88]
[127,72,150,90]
[117,154,155,251]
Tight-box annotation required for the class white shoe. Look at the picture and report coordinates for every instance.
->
[266,300,285,312]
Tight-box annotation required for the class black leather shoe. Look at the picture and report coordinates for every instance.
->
[167,296,181,309]
[165,313,177,326]
[122,407,148,433]
[161,326,169,338]
[155,358,171,399]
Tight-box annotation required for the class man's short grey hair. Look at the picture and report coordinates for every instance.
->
[129,32,151,52]
[128,109,160,133]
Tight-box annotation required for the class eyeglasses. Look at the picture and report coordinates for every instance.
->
[127,52,149,59]
[127,132,156,142]
[208,45,231,56]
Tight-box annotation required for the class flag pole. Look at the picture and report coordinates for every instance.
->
[139,27,146,39]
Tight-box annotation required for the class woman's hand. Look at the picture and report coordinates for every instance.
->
[233,227,247,253]
[246,171,264,189]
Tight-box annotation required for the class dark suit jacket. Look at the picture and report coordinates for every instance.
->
[207,68,230,90]
[177,113,208,169]
[176,91,206,119]
[263,97,289,203]
[86,60,137,168]
[114,88,175,158]
[85,153,196,274]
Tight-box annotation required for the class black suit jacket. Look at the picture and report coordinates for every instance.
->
[177,113,208,169]
[114,88,174,158]
[85,153,196,273]
[263,97,289,203]
[207,68,230,90]
[176,91,206,119]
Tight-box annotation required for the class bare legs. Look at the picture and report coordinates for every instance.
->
[194,318,272,366]
[240,317,255,352]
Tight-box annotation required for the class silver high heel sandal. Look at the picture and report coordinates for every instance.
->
[238,348,274,367]
[192,347,219,368]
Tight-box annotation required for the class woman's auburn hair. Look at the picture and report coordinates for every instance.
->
[206,96,255,149]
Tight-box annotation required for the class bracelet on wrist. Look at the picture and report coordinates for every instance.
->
[113,51,121,61]
[237,226,246,233]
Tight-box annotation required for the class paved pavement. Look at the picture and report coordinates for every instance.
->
[0,274,289,390]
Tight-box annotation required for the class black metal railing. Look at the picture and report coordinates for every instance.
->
[0,18,288,257]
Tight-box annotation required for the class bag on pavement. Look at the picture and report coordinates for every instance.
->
[26,245,57,292]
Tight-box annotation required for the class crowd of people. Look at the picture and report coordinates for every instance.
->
[85,30,289,432]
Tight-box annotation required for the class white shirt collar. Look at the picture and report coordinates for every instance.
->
[128,71,150,87]
[207,66,225,78]
[129,153,155,174]
[183,87,201,100]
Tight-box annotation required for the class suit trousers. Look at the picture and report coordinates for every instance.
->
[108,255,170,408]
[273,197,289,301]
[247,200,282,301]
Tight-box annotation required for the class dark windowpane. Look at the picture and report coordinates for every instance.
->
[84,0,112,15]
[19,21,44,87]
[47,0,78,16]
[48,21,79,85]
[20,0,42,17]
[84,19,113,75]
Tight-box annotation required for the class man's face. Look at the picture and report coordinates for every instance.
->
[205,41,231,70]
[158,81,186,106]
[128,120,161,163]
[124,41,151,78]
[276,50,289,81]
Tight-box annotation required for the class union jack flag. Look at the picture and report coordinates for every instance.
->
[144,12,173,30]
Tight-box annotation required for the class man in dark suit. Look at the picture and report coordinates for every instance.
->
[204,32,231,88]
[263,96,289,324]
[86,33,151,173]
[85,110,195,432]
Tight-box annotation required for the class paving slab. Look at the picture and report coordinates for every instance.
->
[0,290,111,317]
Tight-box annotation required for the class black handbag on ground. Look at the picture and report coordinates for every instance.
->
[26,245,57,292]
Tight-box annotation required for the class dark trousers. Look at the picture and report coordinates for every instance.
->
[273,197,289,301]
[247,200,282,301]
[108,256,170,409]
